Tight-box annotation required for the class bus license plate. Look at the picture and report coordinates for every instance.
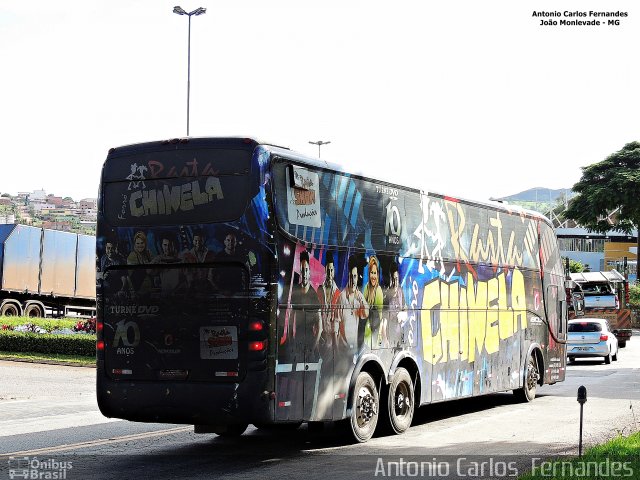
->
[200,326,238,359]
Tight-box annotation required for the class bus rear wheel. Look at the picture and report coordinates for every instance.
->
[381,367,414,435]
[514,354,539,402]
[348,372,379,443]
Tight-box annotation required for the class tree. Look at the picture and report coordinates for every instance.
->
[630,284,640,308]
[563,141,640,262]
[563,258,585,273]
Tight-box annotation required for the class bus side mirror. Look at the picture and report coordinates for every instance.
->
[572,292,585,316]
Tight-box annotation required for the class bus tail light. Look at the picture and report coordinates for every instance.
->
[249,321,264,332]
[97,340,105,351]
[600,334,608,341]
[249,340,266,352]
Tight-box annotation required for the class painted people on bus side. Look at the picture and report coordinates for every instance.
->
[181,229,215,293]
[181,229,215,263]
[99,236,127,295]
[363,255,386,348]
[151,233,185,294]
[384,260,408,348]
[151,234,181,264]
[290,250,321,360]
[317,251,347,352]
[126,231,154,295]
[213,230,251,294]
[339,254,369,353]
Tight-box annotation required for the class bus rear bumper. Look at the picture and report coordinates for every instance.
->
[96,371,272,426]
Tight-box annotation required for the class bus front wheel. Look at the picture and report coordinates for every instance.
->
[348,372,379,443]
[514,354,539,402]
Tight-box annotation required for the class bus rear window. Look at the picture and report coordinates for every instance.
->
[102,148,253,226]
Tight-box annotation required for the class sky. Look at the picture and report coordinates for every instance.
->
[1,1,638,203]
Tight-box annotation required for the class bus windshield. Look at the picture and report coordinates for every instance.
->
[103,147,253,226]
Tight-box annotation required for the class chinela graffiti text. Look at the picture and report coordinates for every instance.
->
[129,177,224,217]
[421,269,527,364]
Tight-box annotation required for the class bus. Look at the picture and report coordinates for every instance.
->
[96,137,568,442]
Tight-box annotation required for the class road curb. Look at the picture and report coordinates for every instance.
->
[0,356,96,368]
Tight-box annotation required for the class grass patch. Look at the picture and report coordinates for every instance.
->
[0,350,95,367]
[521,431,640,479]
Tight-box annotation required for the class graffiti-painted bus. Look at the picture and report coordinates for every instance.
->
[96,137,568,442]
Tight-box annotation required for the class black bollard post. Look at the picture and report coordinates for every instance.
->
[577,386,587,457]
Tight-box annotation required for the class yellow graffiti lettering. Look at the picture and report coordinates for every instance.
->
[512,269,527,330]
[440,282,460,362]
[467,275,487,364]
[459,284,469,361]
[422,269,529,365]
[497,272,514,340]
[421,280,441,363]
[485,277,500,354]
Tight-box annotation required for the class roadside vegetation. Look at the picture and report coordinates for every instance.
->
[630,284,640,309]
[0,315,96,366]
[520,430,640,479]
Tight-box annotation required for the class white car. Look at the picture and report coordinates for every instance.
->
[567,318,619,364]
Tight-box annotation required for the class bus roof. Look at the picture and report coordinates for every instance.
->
[105,136,551,225]
[262,143,550,225]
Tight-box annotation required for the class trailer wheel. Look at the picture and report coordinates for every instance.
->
[0,303,20,317]
[24,304,44,318]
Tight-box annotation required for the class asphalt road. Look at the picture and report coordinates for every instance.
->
[1,333,639,479]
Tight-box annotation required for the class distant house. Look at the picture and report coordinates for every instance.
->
[556,227,637,281]
[42,220,73,232]
[79,198,97,210]
[46,195,64,207]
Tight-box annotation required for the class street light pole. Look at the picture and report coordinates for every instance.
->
[173,6,206,137]
[308,140,331,158]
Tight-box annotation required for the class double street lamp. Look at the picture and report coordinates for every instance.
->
[173,6,206,136]
[308,140,331,158]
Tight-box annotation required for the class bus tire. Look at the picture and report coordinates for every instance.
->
[24,304,44,318]
[349,371,379,443]
[216,423,248,437]
[385,367,414,435]
[514,354,538,402]
[0,303,20,317]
